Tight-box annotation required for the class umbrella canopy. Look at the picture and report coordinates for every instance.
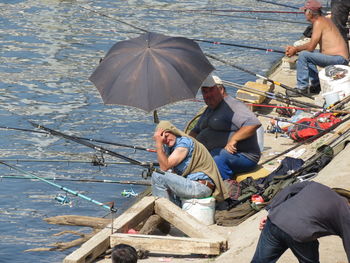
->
[89,32,214,112]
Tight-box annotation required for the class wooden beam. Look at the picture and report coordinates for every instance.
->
[110,233,223,255]
[138,214,170,235]
[63,196,155,263]
[154,198,226,244]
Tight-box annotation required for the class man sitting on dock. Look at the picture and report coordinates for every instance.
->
[189,74,261,181]
[285,0,349,97]
[152,120,228,206]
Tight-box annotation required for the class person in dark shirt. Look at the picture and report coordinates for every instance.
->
[331,0,350,50]
[189,74,261,181]
[251,181,350,263]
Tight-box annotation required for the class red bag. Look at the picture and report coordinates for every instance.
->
[289,113,341,141]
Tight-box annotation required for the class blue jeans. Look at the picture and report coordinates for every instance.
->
[251,219,319,263]
[296,51,349,90]
[151,171,212,206]
[210,148,257,180]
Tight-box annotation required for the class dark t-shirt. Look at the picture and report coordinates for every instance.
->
[191,96,261,162]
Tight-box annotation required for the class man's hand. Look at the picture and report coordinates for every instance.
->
[259,216,267,231]
[153,128,165,146]
[285,45,297,57]
[225,140,237,154]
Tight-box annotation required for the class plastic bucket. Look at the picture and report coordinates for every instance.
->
[181,197,215,225]
[256,126,264,152]
[322,90,341,107]
[318,65,350,98]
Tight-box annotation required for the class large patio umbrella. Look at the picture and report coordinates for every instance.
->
[89,32,214,112]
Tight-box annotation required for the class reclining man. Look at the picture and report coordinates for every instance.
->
[151,120,228,206]
[189,74,261,181]
[285,0,349,97]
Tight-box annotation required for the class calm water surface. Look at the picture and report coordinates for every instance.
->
[0,0,309,262]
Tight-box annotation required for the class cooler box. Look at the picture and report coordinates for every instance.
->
[318,65,350,99]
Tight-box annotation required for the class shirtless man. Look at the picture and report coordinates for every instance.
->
[285,0,349,97]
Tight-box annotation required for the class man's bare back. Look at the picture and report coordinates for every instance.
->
[314,16,349,59]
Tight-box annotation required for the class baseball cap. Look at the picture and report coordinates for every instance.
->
[201,73,223,87]
[300,0,322,11]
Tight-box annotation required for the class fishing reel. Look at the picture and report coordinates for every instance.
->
[55,193,72,206]
[141,167,153,179]
[91,153,106,166]
[141,162,157,179]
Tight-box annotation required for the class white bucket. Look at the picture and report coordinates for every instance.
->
[318,65,350,99]
[256,126,264,152]
[181,197,215,225]
[322,90,341,107]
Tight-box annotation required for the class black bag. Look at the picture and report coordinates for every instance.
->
[303,25,313,38]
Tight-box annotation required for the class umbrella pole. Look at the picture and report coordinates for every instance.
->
[153,110,160,124]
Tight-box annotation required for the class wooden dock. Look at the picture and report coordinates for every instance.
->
[63,196,227,263]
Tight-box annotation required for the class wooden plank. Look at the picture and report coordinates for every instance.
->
[236,81,272,104]
[154,198,225,244]
[110,233,223,255]
[63,196,155,263]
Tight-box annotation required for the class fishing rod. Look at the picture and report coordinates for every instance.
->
[255,113,333,132]
[194,39,285,54]
[0,158,133,165]
[223,80,324,109]
[29,121,162,175]
[330,95,350,110]
[174,9,303,14]
[248,103,350,114]
[259,114,350,165]
[248,103,316,111]
[226,81,350,114]
[0,125,156,152]
[198,13,308,25]
[79,5,292,54]
[79,5,148,33]
[1,174,151,186]
[287,120,350,179]
[0,161,117,212]
[206,53,316,100]
[256,0,299,10]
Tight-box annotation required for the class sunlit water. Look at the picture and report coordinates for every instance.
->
[0,0,310,262]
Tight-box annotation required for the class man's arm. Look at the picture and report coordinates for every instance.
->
[156,147,189,171]
[286,19,322,56]
[225,124,261,154]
